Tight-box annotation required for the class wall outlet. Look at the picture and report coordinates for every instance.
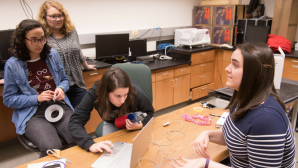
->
[132,30,138,37]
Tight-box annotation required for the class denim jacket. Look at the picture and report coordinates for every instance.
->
[3,48,73,135]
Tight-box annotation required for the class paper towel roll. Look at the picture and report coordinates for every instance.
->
[45,104,64,122]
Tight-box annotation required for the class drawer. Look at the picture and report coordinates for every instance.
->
[223,50,233,62]
[155,70,174,82]
[282,71,298,81]
[191,83,215,100]
[191,50,215,65]
[175,66,191,77]
[151,73,156,83]
[190,72,213,88]
[83,68,108,89]
[191,62,214,77]
[283,57,298,72]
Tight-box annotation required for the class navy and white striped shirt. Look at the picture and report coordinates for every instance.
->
[222,95,296,167]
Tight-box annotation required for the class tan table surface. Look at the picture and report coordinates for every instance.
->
[16,103,229,168]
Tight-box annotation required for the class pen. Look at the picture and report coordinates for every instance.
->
[210,114,221,117]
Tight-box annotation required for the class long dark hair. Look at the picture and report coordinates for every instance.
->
[95,67,137,121]
[226,41,285,120]
[9,19,51,61]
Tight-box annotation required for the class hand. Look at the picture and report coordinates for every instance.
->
[89,140,114,153]
[170,155,205,168]
[37,90,54,102]
[54,87,65,101]
[86,65,96,70]
[193,131,210,158]
[125,119,143,130]
[0,79,4,84]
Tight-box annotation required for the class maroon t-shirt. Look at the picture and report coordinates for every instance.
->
[27,58,56,94]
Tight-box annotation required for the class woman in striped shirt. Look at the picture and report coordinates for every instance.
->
[38,1,97,109]
[171,41,296,168]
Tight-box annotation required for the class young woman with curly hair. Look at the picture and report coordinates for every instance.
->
[3,19,76,158]
[38,0,96,109]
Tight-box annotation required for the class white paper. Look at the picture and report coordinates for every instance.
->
[27,159,66,168]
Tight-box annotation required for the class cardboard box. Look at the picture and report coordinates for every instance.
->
[213,5,235,26]
[193,6,213,25]
[271,0,298,48]
[211,26,234,46]
[200,0,242,5]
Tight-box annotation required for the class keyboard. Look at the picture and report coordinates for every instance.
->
[107,145,132,168]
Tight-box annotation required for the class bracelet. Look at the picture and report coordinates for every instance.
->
[181,114,213,125]
[57,86,64,92]
[205,158,210,168]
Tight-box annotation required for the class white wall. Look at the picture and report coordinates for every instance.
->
[0,0,200,34]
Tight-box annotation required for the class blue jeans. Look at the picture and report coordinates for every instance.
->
[66,85,87,109]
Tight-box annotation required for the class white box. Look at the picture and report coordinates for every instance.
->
[273,47,285,89]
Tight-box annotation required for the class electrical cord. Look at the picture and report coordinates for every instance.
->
[138,120,186,168]
[136,28,151,39]
[19,0,33,19]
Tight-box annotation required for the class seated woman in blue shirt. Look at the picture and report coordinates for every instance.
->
[171,41,296,168]
[3,19,76,158]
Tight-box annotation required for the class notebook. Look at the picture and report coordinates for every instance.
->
[91,118,153,168]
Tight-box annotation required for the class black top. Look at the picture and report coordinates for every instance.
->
[68,81,155,151]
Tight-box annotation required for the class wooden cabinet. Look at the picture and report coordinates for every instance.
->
[191,50,215,65]
[82,68,108,133]
[191,83,215,100]
[154,66,191,111]
[190,72,214,88]
[82,68,108,89]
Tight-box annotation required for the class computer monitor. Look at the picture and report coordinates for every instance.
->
[95,33,129,60]
[128,39,147,61]
[245,25,269,43]
[0,29,14,63]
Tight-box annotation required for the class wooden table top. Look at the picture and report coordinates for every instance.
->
[16,103,229,168]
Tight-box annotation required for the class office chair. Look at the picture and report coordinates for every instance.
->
[95,63,153,137]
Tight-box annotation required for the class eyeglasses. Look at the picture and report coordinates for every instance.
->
[47,15,64,21]
[25,38,47,45]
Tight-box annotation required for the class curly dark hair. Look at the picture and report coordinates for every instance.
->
[9,19,51,61]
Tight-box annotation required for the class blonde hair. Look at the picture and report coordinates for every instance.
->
[38,0,75,36]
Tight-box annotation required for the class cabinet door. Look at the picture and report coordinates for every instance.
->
[84,109,103,133]
[174,74,190,105]
[282,71,298,81]
[83,68,108,90]
[155,78,174,110]
[283,57,298,72]
[191,62,214,76]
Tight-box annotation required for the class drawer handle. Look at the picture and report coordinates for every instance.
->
[201,53,207,55]
[163,72,169,75]
[200,75,206,78]
[200,64,206,66]
[89,73,98,76]
[292,60,298,63]
[180,68,187,71]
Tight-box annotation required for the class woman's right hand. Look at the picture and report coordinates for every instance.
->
[193,131,210,158]
[89,140,114,153]
[37,90,54,102]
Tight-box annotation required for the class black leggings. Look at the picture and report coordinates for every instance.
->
[24,101,75,158]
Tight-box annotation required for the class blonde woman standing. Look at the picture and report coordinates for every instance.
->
[38,1,96,109]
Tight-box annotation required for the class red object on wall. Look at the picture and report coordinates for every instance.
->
[267,34,292,53]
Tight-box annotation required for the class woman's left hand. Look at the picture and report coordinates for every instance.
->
[54,87,65,101]
[170,155,205,168]
[86,65,97,70]
[125,119,143,130]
